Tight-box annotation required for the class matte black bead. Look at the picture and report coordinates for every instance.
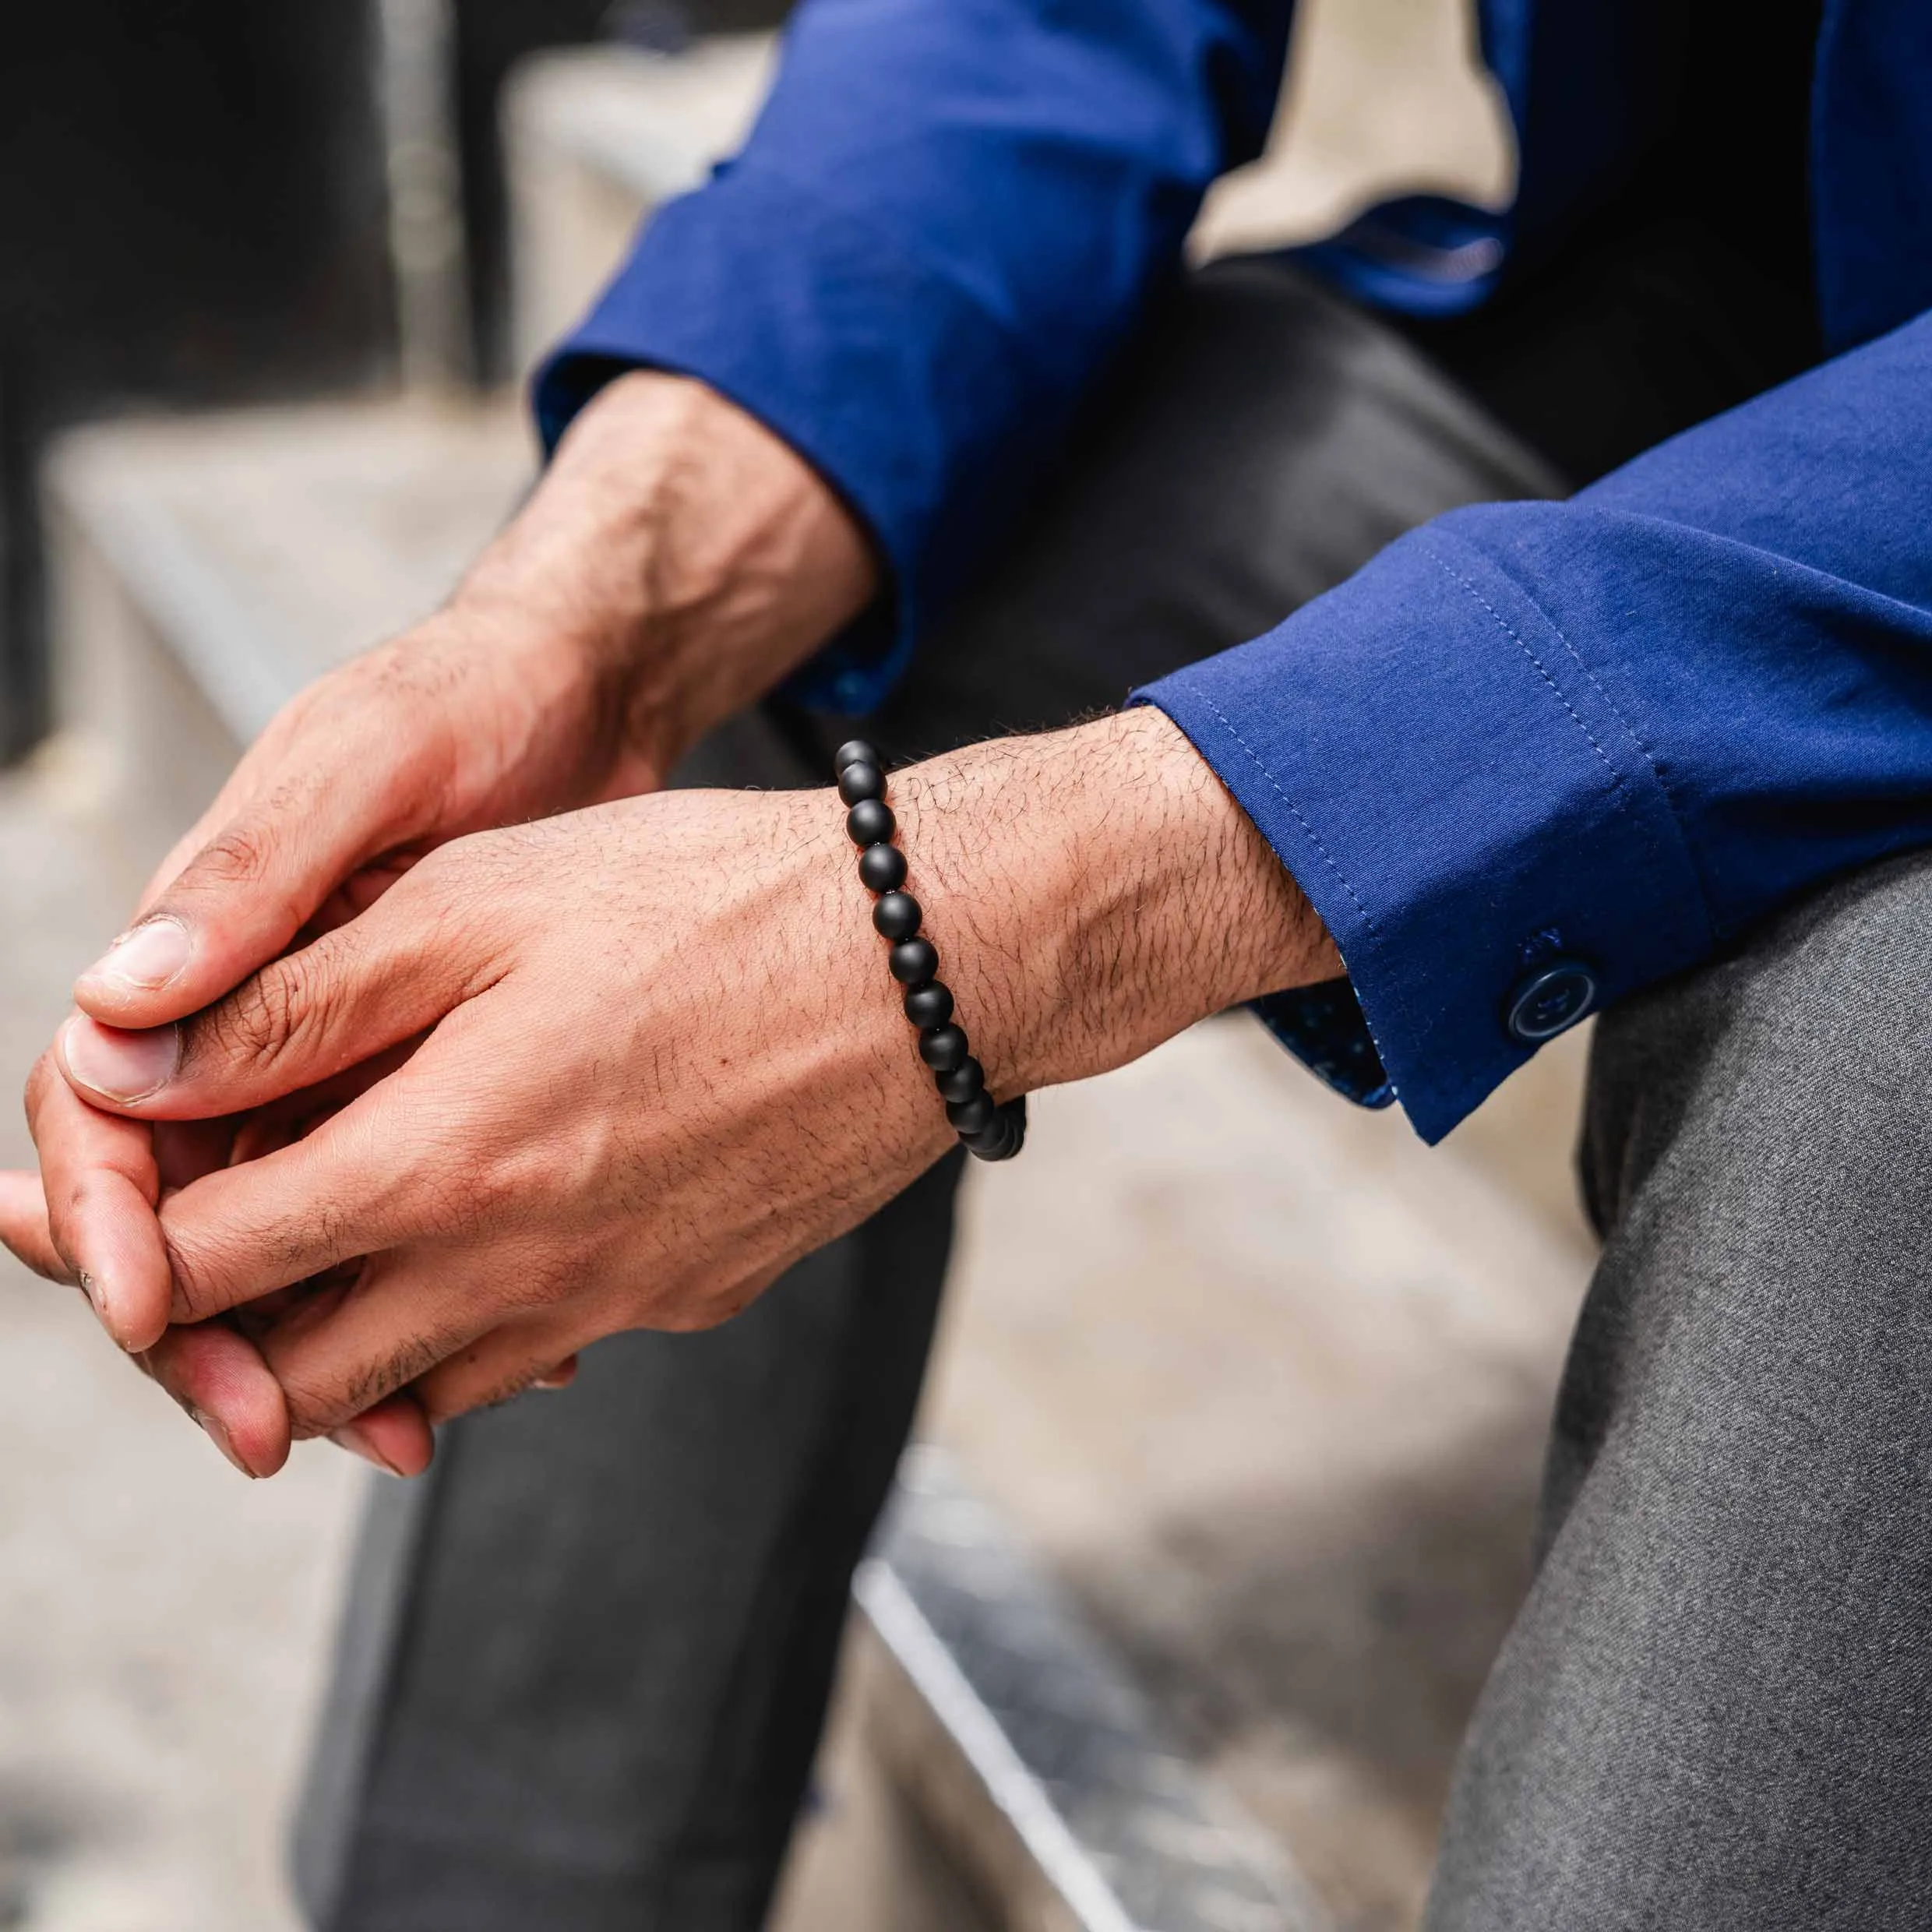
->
[971,1099,1028,1162]
[935,1057,984,1104]
[858,843,908,894]
[846,798,894,847]
[890,938,939,985]
[967,1116,1024,1162]
[918,1024,969,1073]
[873,890,922,940]
[946,1091,997,1136]
[834,739,879,774]
[903,982,954,1028]
[837,762,883,806]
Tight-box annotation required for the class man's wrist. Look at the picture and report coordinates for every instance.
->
[456,371,877,777]
[889,709,1339,1098]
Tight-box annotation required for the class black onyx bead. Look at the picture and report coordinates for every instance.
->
[918,1024,969,1073]
[873,891,922,940]
[946,1091,997,1137]
[858,843,908,894]
[890,938,939,985]
[903,982,954,1028]
[846,798,894,847]
[834,739,878,774]
[936,1057,984,1104]
[837,762,883,806]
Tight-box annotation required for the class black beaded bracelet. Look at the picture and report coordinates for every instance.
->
[834,739,1028,1163]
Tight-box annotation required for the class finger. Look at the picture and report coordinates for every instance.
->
[221,1038,426,1166]
[156,1017,488,1320]
[26,1052,172,1349]
[141,1319,292,1478]
[0,1170,76,1284]
[57,872,481,1120]
[327,1392,438,1479]
[72,718,445,1031]
[411,1323,591,1425]
[256,1248,496,1438]
[212,1263,437,1475]
[302,849,428,938]
[154,1117,242,1194]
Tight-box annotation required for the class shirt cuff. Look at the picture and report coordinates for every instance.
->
[531,164,1035,716]
[1133,520,1713,1144]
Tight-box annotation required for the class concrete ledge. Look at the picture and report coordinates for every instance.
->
[502,40,776,374]
[858,1450,1328,1932]
[43,399,531,855]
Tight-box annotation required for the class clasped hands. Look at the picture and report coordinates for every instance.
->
[11,777,970,1476]
[0,374,1335,1479]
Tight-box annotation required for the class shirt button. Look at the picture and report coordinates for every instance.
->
[1505,960,1597,1044]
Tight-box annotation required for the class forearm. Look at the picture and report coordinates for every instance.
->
[882,707,1339,1098]
[534,1,1293,710]
[457,369,876,779]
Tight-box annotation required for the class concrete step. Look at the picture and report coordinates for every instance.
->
[44,397,534,874]
[781,1449,1327,1932]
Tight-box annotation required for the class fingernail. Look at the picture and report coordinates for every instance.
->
[62,1016,180,1103]
[83,918,192,992]
[196,1410,256,1479]
[330,1423,405,1477]
[75,1267,115,1332]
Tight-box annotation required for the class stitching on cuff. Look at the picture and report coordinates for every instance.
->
[1416,534,1716,952]
[1416,538,1631,806]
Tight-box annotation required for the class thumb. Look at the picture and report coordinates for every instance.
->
[74,760,427,1031]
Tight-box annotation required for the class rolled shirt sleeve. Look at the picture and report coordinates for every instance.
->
[1140,308,1932,1141]
[534,0,1292,710]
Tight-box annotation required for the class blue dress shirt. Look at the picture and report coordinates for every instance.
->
[536,0,1932,1141]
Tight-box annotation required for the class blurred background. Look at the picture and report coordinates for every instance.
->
[0,5,1595,1928]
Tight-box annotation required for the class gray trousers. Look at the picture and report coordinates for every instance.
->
[294,259,1932,1929]
[1423,851,1932,1929]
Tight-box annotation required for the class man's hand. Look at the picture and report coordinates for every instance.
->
[0,371,873,1472]
[49,709,1337,1455]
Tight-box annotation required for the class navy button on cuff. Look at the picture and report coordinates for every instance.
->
[1504,961,1597,1043]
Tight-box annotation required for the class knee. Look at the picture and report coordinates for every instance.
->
[1583,847,1932,1276]
[1557,849,1932,1514]
[1427,857,1932,1932]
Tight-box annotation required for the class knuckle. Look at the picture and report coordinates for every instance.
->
[457,1155,524,1231]
[274,1366,344,1440]
[189,820,274,892]
[196,964,317,1077]
[161,1232,225,1325]
[408,836,488,908]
